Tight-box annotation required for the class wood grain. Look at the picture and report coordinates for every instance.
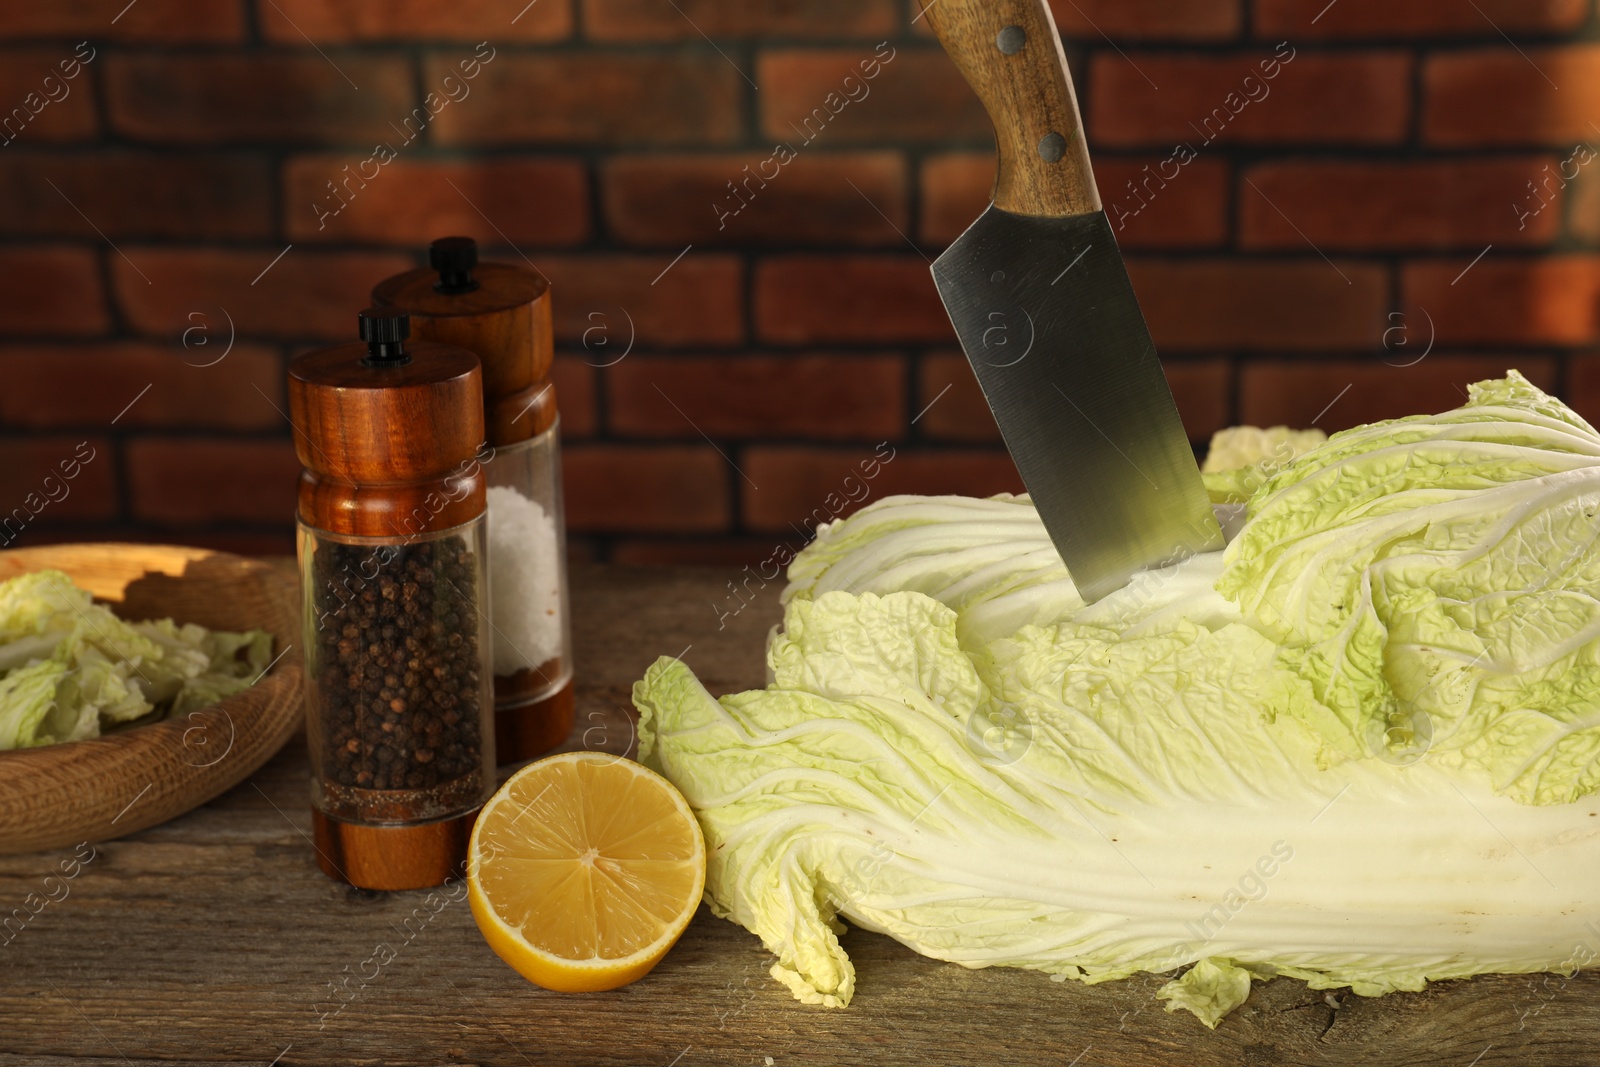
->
[0,544,301,856]
[494,674,575,763]
[372,262,557,444]
[288,339,487,537]
[925,0,1101,218]
[311,805,475,891]
[1,563,1595,1066]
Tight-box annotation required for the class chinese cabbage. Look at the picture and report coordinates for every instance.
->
[634,373,1600,1026]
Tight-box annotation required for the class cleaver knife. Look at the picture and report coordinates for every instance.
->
[924,0,1223,603]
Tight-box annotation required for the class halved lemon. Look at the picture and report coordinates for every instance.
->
[467,750,706,992]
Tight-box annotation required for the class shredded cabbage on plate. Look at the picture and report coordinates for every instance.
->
[0,568,273,750]
[634,371,1600,1027]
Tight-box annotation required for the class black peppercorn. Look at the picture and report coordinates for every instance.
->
[311,535,485,802]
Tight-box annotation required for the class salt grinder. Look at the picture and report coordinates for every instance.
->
[372,237,575,764]
[289,307,496,891]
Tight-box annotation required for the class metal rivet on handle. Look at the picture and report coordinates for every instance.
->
[996,25,1026,54]
[1038,131,1067,163]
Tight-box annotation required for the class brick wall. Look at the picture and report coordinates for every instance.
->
[1,0,1597,562]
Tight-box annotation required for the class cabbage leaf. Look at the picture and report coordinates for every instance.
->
[0,569,273,749]
[634,372,1600,1025]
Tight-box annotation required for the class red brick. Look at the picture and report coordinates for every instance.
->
[1425,47,1600,147]
[0,436,116,524]
[1569,165,1600,243]
[1240,159,1565,251]
[609,538,785,567]
[105,55,414,144]
[1129,259,1388,351]
[921,152,1229,248]
[0,343,282,430]
[0,49,98,144]
[1239,356,1557,433]
[602,151,909,247]
[283,156,588,245]
[128,438,300,524]
[112,248,414,341]
[1049,0,1240,39]
[756,256,952,345]
[916,351,1229,443]
[742,445,1022,532]
[1166,360,1233,440]
[261,0,570,42]
[0,247,107,337]
[1256,0,1586,38]
[0,152,272,239]
[608,354,905,439]
[920,155,990,245]
[0,1,244,41]
[1108,159,1244,244]
[1089,50,1411,147]
[758,48,990,144]
[586,0,897,40]
[915,351,995,443]
[551,355,596,438]
[426,52,742,147]
[541,254,744,347]
[1561,357,1600,428]
[564,445,730,532]
[908,0,935,34]
[1403,256,1600,346]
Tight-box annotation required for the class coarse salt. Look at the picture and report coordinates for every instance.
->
[486,484,563,673]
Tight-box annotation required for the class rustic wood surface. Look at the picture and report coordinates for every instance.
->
[2,562,1596,1067]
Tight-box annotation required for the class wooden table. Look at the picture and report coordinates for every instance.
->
[3,564,1596,1066]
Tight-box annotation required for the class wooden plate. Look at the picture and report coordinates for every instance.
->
[0,544,303,855]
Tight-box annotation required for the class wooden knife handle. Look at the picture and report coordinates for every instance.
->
[924,0,1100,218]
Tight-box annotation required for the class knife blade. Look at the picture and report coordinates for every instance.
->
[924,0,1223,603]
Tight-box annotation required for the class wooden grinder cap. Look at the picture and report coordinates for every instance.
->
[288,307,487,539]
[370,237,555,447]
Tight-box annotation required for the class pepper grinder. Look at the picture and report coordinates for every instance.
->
[289,307,496,890]
[372,237,575,764]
